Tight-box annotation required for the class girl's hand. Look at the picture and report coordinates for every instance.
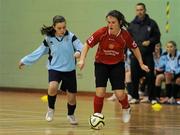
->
[74,51,81,59]
[77,60,85,70]
[140,64,150,72]
[18,61,25,69]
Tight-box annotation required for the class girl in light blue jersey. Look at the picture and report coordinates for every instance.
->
[153,43,166,101]
[19,15,83,124]
[157,41,180,104]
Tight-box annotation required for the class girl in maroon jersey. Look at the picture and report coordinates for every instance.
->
[78,10,149,123]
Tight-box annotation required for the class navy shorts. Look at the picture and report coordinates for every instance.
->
[48,69,77,93]
[94,62,125,90]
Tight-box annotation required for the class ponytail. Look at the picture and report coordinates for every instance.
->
[40,15,66,36]
[41,25,55,36]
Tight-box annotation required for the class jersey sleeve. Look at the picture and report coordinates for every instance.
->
[124,31,138,49]
[21,42,49,65]
[177,54,180,74]
[86,27,106,48]
[72,35,83,53]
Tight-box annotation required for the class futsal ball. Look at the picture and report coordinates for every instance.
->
[89,113,105,130]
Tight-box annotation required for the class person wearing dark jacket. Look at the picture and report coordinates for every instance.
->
[128,3,161,104]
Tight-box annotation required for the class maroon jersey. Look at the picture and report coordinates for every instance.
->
[87,27,137,64]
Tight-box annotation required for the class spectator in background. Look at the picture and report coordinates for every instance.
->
[157,41,180,104]
[153,42,167,101]
[128,3,161,104]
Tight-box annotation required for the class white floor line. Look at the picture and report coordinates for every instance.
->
[0,108,44,114]
[0,127,92,134]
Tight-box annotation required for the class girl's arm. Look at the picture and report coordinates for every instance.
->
[72,35,83,59]
[77,42,90,70]
[19,43,49,69]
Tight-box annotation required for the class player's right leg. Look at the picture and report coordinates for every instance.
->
[94,62,108,113]
[67,92,78,125]
[46,70,60,122]
[94,87,106,113]
[45,81,59,122]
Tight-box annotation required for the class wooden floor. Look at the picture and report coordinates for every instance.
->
[0,91,180,135]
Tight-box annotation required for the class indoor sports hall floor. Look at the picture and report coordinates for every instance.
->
[0,90,180,135]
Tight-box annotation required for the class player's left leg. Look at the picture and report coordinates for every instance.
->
[110,62,131,123]
[64,70,78,125]
[67,91,78,125]
[115,90,131,123]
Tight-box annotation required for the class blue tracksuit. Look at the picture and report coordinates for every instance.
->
[21,31,83,72]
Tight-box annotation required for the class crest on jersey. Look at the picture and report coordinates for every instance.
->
[109,44,115,49]
[147,26,151,32]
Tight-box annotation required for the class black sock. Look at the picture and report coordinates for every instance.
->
[166,84,172,98]
[48,95,57,109]
[67,103,76,115]
[140,81,146,93]
[126,82,133,96]
[173,84,179,98]
[155,86,161,98]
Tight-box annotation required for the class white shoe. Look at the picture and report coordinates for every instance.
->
[67,115,78,125]
[45,108,54,122]
[129,98,139,104]
[138,91,145,96]
[122,107,131,123]
[107,94,116,101]
[140,97,149,103]
[168,97,176,104]
[151,100,157,105]
[177,101,180,104]
[128,94,132,101]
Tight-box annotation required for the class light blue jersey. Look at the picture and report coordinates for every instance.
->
[21,31,83,72]
[158,50,180,74]
[153,49,166,70]
[165,50,180,74]
[157,52,167,71]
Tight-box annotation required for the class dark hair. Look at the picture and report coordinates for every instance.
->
[106,10,129,28]
[41,15,66,36]
[136,3,146,11]
[168,40,177,48]
[155,42,162,54]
